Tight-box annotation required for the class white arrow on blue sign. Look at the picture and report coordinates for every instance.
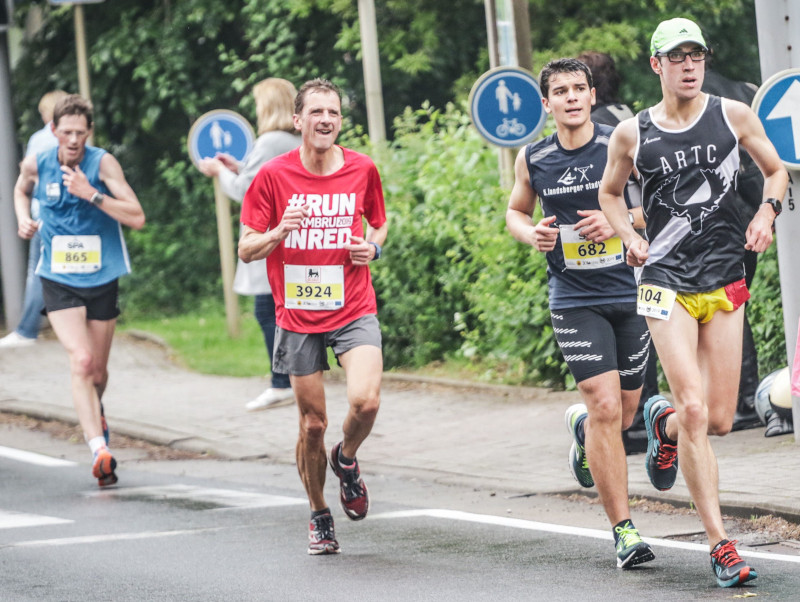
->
[187,110,255,168]
[752,68,800,170]
[469,67,546,148]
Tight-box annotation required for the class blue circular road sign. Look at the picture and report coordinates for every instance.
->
[469,67,546,148]
[188,110,255,168]
[752,68,800,170]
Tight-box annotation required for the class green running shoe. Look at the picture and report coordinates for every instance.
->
[564,403,593,488]
[615,521,655,569]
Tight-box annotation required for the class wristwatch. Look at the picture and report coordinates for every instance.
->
[90,191,104,206]
[369,242,382,261]
[628,211,635,225]
[762,197,782,217]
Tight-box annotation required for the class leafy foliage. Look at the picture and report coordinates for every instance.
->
[8,0,787,386]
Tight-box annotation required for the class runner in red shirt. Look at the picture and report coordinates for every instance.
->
[240,78,388,555]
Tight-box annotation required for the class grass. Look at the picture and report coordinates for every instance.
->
[119,301,271,378]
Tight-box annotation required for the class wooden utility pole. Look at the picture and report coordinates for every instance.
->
[358,0,386,142]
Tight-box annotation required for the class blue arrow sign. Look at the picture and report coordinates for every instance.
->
[187,110,255,168]
[469,67,546,148]
[753,68,800,170]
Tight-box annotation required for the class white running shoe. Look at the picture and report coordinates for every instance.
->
[245,387,295,411]
[0,332,36,349]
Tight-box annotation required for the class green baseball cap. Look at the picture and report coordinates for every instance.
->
[650,17,708,56]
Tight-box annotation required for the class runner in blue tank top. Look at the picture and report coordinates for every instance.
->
[599,18,788,589]
[507,58,654,570]
[13,94,145,488]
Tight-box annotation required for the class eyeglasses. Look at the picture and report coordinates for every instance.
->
[657,49,707,63]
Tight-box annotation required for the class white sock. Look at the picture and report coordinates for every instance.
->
[88,436,107,456]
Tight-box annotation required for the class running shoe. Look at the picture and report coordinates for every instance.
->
[615,521,655,569]
[329,441,369,520]
[308,512,340,555]
[644,395,678,491]
[564,403,593,488]
[710,539,757,587]
[100,402,109,445]
[92,447,118,487]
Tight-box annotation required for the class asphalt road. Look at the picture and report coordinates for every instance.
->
[1,425,799,601]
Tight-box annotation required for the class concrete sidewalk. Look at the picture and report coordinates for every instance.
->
[1,333,798,522]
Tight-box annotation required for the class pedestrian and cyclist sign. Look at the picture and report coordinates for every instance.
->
[752,68,800,170]
[469,67,546,148]
[187,110,255,168]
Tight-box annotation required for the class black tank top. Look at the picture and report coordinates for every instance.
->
[635,95,745,292]
[526,123,637,309]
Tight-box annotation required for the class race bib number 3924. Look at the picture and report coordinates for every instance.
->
[284,265,344,311]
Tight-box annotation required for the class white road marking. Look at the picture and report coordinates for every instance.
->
[0,445,77,467]
[372,509,800,564]
[85,484,307,509]
[3,526,227,549]
[0,510,73,530]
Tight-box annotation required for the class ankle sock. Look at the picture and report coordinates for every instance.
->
[311,507,331,519]
[88,436,107,456]
[338,447,355,466]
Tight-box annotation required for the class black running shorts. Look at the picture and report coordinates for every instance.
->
[550,302,649,389]
[41,277,121,321]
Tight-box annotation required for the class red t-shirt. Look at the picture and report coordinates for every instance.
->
[241,146,386,333]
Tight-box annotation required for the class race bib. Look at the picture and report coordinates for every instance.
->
[558,225,624,270]
[637,284,676,320]
[284,265,344,310]
[51,235,102,273]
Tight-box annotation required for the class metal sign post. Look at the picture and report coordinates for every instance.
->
[754,0,800,439]
[188,110,255,338]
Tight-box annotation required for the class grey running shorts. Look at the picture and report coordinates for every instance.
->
[41,277,121,321]
[550,302,649,390]
[272,313,382,376]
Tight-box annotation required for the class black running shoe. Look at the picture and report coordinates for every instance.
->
[711,539,757,587]
[329,442,369,520]
[644,395,678,491]
[308,512,340,555]
[615,521,655,569]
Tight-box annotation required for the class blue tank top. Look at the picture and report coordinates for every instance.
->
[525,123,637,309]
[35,145,131,287]
[635,95,744,292]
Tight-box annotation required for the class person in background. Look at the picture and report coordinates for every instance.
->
[13,94,146,487]
[199,78,301,411]
[0,90,69,348]
[578,51,659,455]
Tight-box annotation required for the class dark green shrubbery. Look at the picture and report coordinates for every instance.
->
[357,102,785,388]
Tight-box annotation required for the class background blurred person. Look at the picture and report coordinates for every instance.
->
[199,78,301,411]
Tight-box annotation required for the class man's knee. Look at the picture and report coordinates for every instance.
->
[707,414,733,436]
[350,391,380,423]
[677,399,708,433]
[587,394,621,425]
[300,412,328,440]
[70,349,95,379]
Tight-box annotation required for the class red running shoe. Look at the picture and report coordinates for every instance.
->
[92,447,118,487]
[329,442,369,521]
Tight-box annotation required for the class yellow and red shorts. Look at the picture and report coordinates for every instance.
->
[675,279,750,324]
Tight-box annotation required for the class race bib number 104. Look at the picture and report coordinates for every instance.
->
[284,265,345,311]
[637,284,676,320]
